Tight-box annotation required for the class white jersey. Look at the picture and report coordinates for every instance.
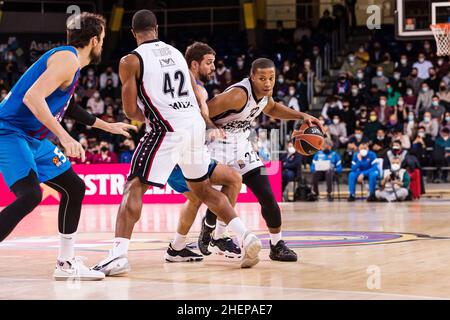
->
[132,39,204,132]
[212,78,269,143]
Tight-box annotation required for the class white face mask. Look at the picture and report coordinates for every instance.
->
[357,73,364,79]
[398,100,404,106]
[289,90,295,96]
[376,71,383,77]
[333,118,339,125]
[391,164,401,171]
[418,132,425,138]
[288,147,296,154]
[355,133,363,140]
[351,89,358,95]
[360,149,368,157]
[424,117,431,123]
[406,90,413,96]
[380,100,386,106]
[438,59,444,66]
[401,59,407,65]
[443,136,449,141]
[394,73,401,80]
[419,58,425,63]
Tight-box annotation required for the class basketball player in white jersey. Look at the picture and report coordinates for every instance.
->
[198,58,324,262]
[93,10,261,274]
[165,42,242,262]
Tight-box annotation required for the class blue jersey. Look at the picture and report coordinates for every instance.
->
[0,46,80,140]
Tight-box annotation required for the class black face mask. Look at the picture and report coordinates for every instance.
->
[323,149,331,154]
[101,146,109,152]
[392,148,401,155]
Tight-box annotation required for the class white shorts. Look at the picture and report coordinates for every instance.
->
[207,139,264,176]
[128,121,210,187]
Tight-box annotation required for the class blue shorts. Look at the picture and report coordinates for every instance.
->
[0,130,71,189]
[167,160,218,193]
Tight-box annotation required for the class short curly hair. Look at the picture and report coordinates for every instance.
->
[67,12,106,48]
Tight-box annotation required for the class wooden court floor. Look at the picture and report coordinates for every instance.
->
[0,200,450,300]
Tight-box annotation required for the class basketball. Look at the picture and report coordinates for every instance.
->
[291,123,324,156]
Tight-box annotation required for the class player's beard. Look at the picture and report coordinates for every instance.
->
[199,72,211,84]
[89,47,102,65]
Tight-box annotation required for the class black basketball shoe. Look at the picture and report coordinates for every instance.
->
[165,244,204,263]
[198,216,215,255]
[208,236,242,259]
[269,240,298,262]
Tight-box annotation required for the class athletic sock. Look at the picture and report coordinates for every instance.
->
[213,220,227,240]
[227,217,248,247]
[270,232,282,246]
[58,232,76,261]
[112,237,130,257]
[171,233,187,251]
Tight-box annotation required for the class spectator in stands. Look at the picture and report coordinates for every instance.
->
[369,41,384,65]
[434,127,450,182]
[283,85,300,111]
[391,69,407,95]
[403,42,416,59]
[364,111,383,142]
[341,51,362,78]
[415,83,434,115]
[422,40,435,60]
[343,127,369,166]
[384,140,408,169]
[318,9,334,34]
[231,56,248,82]
[119,138,136,164]
[348,142,379,202]
[376,156,410,202]
[443,112,450,130]
[410,126,434,168]
[0,88,8,102]
[92,140,118,164]
[425,67,441,92]
[99,66,119,89]
[69,137,93,165]
[437,81,450,110]
[397,54,411,78]
[386,83,401,107]
[405,110,418,139]
[281,142,302,193]
[214,59,228,87]
[404,87,417,112]
[63,118,79,141]
[81,67,98,97]
[371,66,389,92]
[356,105,369,129]
[275,74,289,98]
[355,44,369,68]
[406,68,423,95]
[413,53,434,80]
[340,99,356,135]
[100,78,117,99]
[436,57,449,78]
[281,60,297,83]
[442,69,450,86]
[386,114,403,133]
[87,91,105,116]
[391,128,411,149]
[101,104,117,123]
[310,139,342,202]
[219,69,234,92]
[321,96,343,120]
[426,95,446,120]
[349,84,364,109]
[329,114,348,148]
[355,68,368,94]
[373,95,391,125]
[364,85,381,108]
[419,111,440,138]
[371,128,391,157]
[334,72,351,96]
[380,53,395,78]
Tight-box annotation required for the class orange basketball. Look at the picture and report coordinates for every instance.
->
[291,123,324,156]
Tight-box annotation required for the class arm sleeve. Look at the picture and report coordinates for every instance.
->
[64,98,97,126]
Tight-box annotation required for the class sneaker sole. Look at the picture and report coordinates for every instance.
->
[53,273,105,281]
[208,244,242,259]
[164,253,204,263]
[269,254,298,262]
[94,257,131,276]
[240,239,262,268]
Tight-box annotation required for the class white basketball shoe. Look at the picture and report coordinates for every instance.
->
[92,251,130,276]
[240,232,262,268]
[53,257,105,281]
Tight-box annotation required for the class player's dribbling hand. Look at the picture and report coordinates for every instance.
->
[60,135,86,162]
[303,114,325,133]
[107,122,138,138]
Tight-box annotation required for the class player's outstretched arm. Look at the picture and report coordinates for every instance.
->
[119,53,146,122]
[23,51,85,161]
[64,98,137,138]
[263,97,324,132]
[206,87,247,118]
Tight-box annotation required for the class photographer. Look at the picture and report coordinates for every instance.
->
[376,157,410,202]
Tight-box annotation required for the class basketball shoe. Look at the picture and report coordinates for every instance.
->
[198,216,214,255]
[53,257,105,281]
[165,243,204,262]
[240,232,262,268]
[269,240,298,262]
[208,234,242,259]
[92,251,130,276]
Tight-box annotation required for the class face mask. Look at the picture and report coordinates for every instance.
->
[407,90,413,96]
[360,149,368,157]
[313,50,319,55]
[370,115,377,122]
[93,93,100,99]
[424,117,431,123]
[432,101,439,107]
[380,100,386,106]
[398,100,404,106]
[88,70,94,76]
[391,164,401,171]
[355,133,363,140]
[387,87,393,93]
[357,73,364,79]
[438,59,444,66]
[283,66,290,72]
[101,146,108,152]
[419,58,425,63]
[441,86,447,91]
[1,93,6,100]
[394,73,401,80]
[66,123,73,130]
[289,90,295,96]
[237,61,244,68]
[304,61,311,68]
[443,136,449,141]
[278,78,284,84]
[406,46,412,51]
[422,87,428,92]
[333,118,339,125]
[418,132,425,138]
[377,135,384,140]
[408,115,414,121]
[348,56,355,63]
[351,89,358,95]
[446,117,450,122]
[377,71,383,77]
[288,147,296,154]
[323,149,331,154]
[359,47,365,53]
[401,59,407,65]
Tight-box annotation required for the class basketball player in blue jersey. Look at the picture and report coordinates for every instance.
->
[164,42,242,262]
[0,12,136,281]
